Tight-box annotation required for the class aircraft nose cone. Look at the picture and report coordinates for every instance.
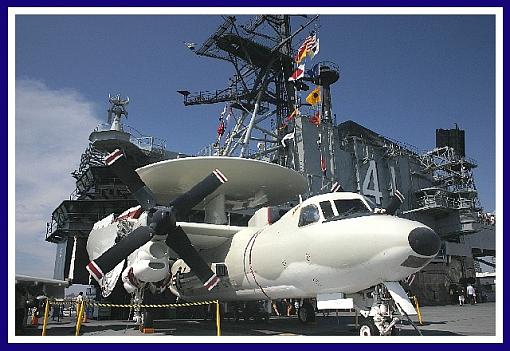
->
[408,227,440,256]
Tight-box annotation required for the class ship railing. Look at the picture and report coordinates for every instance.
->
[185,88,241,105]
[416,194,476,210]
[45,219,57,240]
[197,144,217,156]
[92,123,167,154]
[122,125,167,154]
[384,136,425,156]
[93,123,111,132]
[131,136,166,154]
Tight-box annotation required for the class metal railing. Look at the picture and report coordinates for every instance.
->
[415,194,477,210]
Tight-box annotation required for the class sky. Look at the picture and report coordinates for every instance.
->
[13,12,497,278]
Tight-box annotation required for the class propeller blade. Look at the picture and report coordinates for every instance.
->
[105,149,157,210]
[170,169,227,216]
[166,226,219,291]
[331,181,344,192]
[385,190,405,215]
[86,226,155,282]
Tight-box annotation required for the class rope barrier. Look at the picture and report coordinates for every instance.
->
[41,299,221,336]
[45,300,76,305]
[46,299,216,308]
[86,300,218,308]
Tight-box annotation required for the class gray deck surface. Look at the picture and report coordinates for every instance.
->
[19,302,496,337]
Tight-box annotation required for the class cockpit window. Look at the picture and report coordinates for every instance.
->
[298,204,320,227]
[333,199,371,217]
[320,201,335,219]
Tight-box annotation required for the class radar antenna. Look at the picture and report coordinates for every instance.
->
[107,94,130,131]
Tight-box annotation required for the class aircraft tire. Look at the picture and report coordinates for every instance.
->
[297,302,315,324]
[358,318,380,336]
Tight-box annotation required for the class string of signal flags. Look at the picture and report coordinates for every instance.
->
[283,31,322,130]
[284,30,329,178]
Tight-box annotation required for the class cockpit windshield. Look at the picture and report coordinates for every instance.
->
[333,199,371,217]
[319,198,372,220]
[319,201,335,219]
[298,204,321,227]
[361,196,376,211]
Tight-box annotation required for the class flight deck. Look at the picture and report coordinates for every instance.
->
[18,302,495,338]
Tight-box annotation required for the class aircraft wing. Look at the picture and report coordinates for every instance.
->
[176,222,246,250]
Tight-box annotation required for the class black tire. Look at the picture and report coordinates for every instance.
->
[297,302,316,324]
[359,318,380,336]
[255,312,270,323]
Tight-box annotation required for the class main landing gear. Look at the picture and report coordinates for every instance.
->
[297,300,316,324]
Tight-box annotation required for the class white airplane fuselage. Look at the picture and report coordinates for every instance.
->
[168,193,439,302]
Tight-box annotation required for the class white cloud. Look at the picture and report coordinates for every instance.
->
[15,79,101,278]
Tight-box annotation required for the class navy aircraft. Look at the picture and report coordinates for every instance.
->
[86,149,440,336]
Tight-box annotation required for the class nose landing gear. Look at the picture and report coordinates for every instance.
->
[359,318,380,336]
[356,284,405,336]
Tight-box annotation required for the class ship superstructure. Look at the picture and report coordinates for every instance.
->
[45,15,495,306]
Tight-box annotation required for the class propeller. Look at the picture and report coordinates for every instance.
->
[331,181,344,192]
[87,149,227,291]
[384,190,405,215]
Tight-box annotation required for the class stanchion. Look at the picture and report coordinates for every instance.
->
[215,300,221,336]
[75,301,84,336]
[69,299,219,335]
[41,299,50,336]
[412,296,423,325]
[31,309,38,326]
[354,309,359,329]
[82,302,88,323]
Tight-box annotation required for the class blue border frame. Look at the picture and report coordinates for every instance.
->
[4,1,507,349]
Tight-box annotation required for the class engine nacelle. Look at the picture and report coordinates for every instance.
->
[121,240,171,293]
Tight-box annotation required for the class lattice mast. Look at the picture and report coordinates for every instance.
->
[179,15,318,167]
